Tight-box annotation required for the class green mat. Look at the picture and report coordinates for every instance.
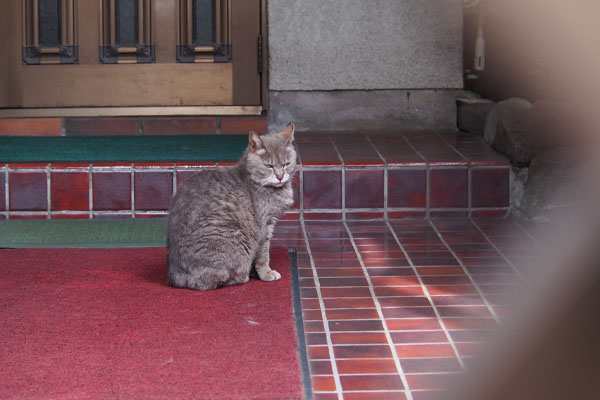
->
[0,219,166,248]
[0,135,248,162]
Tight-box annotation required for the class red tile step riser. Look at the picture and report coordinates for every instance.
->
[0,132,509,219]
[0,116,268,136]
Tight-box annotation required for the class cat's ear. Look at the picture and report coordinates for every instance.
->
[249,131,264,153]
[282,123,295,144]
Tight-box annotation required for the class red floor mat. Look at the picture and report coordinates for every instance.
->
[0,247,302,400]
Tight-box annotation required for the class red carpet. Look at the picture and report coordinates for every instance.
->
[0,247,302,400]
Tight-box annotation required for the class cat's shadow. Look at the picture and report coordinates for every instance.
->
[138,259,170,287]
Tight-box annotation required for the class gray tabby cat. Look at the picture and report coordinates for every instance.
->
[167,123,297,290]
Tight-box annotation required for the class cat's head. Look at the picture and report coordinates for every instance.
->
[246,123,297,188]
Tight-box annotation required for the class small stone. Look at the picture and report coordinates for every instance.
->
[483,98,532,145]
[493,108,543,167]
[493,103,572,167]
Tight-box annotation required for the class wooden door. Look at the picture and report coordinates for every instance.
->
[0,1,263,109]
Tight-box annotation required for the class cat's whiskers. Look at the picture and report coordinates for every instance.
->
[257,179,271,191]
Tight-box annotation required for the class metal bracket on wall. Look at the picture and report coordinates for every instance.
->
[176,44,232,63]
[99,45,155,64]
[22,45,79,65]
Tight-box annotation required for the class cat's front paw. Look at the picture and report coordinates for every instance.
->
[259,269,281,282]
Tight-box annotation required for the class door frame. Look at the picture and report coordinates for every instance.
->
[0,0,268,116]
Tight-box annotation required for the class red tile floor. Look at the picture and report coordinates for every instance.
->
[271,217,540,400]
[1,127,536,398]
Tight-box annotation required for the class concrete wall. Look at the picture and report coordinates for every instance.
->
[267,0,464,132]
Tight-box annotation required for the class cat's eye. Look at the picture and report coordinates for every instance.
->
[265,164,273,169]
[284,162,290,167]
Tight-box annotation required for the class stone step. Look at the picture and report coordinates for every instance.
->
[0,131,509,220]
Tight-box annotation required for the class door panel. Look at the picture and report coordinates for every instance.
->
[0,0,261,109]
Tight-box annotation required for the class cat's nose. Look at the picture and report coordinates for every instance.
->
[276,172,284,181]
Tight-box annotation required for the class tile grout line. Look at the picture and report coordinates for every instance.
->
[131,166,136,218]
[343,221,414,400]
[364,134,389,220]
[470,219,527,283]
[384,220,466,370]
[4,166,9,217]
[467,166,473,218]
[434,131,470,164]
[172,168,178,197]
[401,133,430,218]
[328,136,346,221]
[88,166,93,219]
[300,218,344,400]
[46,164,51,219]
[427,220,502,324]
[299,160,305,218]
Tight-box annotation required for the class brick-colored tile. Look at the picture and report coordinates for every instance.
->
[296,142,342,166]
[319,277,368,287]
[303,169,342,209]
[345,169,384,209]
[64,117,139,135]
[378,297,430,307]
[309,360,333,375]
[331,135,384,166]
[333,345,392,359]
[9,172,48,211]
[373,286,424,297]
[51,172,89,211]
[134,171,173,211]
[220,117,268,134]
[343,392,407,400]
[395,344,456,358]
[390,331,448,344]
[381,307,436,319]
[471,167,509,208]
[339,374,404,391]
[329,320,384,332]
[0,118,62,136]
[311,375,337,392]
[323,298,376,309]
[330,332,388,345]
[321,287,371,298]
[326,308,379,320]
[313,394,339,400]
[368,133,425,166]
[143,117,216,135]
[370,276,421,286]
[0,171,5,211]
[336,359,397,374]
[386,318,441,331]
[307,346,330,360]
[429,168,468,208]
[306,332,328,346]
[93,171,132,211]
[304,320,325,333]
[426,285,478,295]
[388,168,427,208]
